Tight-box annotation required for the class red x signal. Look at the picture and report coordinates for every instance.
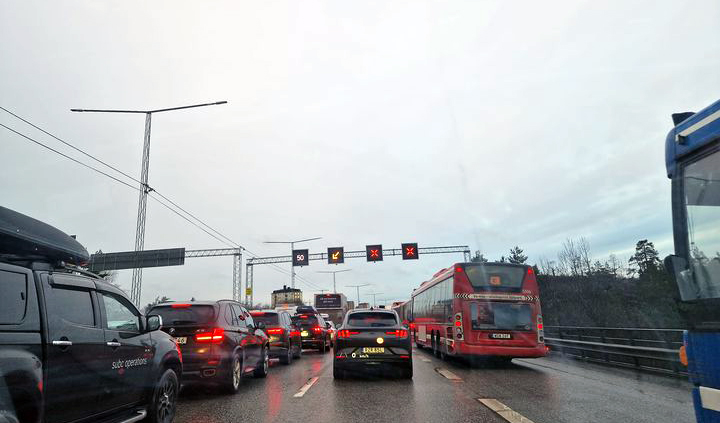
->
[401,243,419,260]
[366,244,383,262]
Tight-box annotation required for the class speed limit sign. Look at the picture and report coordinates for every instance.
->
[292,249,309,266]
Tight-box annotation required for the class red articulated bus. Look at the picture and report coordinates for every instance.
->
[411,262,547,361]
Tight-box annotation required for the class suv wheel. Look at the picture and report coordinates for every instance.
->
[223,352,242,394]
[254,346,269,378]
[279,345,293,365]
[293,342,302,359]
[148,369,178,423]
[319,337,327,353]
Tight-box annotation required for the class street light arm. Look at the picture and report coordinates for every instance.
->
[70,101,227,115]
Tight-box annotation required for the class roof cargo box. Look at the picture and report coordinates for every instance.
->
[0,206,90,263]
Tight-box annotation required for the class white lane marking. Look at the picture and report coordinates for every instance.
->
[478,398,537,423]
[421,358,432,363]
[435,368,462,381]
[293,377,319,398]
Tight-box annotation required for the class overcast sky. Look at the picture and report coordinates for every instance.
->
[2,1,720,307]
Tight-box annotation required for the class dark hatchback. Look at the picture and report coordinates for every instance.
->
[291,313,330,353]
[149,301,270,394]
[249,310,302,364]
[333,310,413,379]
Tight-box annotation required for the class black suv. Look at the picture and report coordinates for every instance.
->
[0,206,182,423]
[149,300,270,394]
[250,310,302,364]
[291,312,330,353]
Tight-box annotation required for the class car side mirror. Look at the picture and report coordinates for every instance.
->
[146,315,162,332]
[256,321,266,330]
[664,254,699,301]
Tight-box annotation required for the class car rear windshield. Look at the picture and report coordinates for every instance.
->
[346,312,397,327]
[464,264,526,290]
[292,315,319,327]
[250,312,279,325]
[470,302,533,331]
[150,305,216,326]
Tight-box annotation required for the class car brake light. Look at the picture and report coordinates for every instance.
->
[290,330,301,336]
[171,303,191,308]
[312,326,323,334]
[267,328,284,335]
[337,330,359,339]
[386,329,408,338]
[196,328,225,343]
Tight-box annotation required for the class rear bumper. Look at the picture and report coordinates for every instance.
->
[455,342,547,358]
[302,338,324,347]
[334,356,412,368]
[268,345,289,358]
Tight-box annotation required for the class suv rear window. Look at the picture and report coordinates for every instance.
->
[250,312,279,325]
[464,264,526,290]
[347,312,397,327]
[150,305,216,325]
[292,314,319,327]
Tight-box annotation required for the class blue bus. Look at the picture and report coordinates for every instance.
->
[665,99,720,423]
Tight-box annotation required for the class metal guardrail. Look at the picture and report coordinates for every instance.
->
[544,326,686,375]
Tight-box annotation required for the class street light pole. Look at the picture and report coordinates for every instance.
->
[265,237,321,289]
[71,101,227,306]
[317,269,351,293]
[346,284,370,306]
[368,292,384,308]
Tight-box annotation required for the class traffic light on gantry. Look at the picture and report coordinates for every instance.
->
[366,244,383,262]
[402,243,418,260]
[327,247,344,264]
[292,249,309,266]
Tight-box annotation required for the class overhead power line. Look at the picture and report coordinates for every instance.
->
[0,107,242,249]
[1,112,323,290]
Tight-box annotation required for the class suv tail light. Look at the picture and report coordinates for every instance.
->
[312,326,323,334]
[385,329,408,338]
[266,328,284,335]
[337,330,359,339]
[196,328,225,343]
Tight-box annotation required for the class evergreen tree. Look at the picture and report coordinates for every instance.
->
[508,246,528,264]
[628,240,662,277]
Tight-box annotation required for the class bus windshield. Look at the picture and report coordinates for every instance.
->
[465,264,526,290]
[684,150,720,299]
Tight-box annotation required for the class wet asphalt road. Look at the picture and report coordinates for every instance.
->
[175,346,694,423]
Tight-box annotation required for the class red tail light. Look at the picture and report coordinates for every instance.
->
[171,303,191,308]
[267,328,284,335]
[337,330,359,339]
[312,326,323,334]
[386,329,409,338]
[409,323,416,330]
[196,328,225,343]
[289,330,301,336]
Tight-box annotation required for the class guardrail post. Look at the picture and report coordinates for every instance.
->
[601,329,609,363]
[578,329,586,361]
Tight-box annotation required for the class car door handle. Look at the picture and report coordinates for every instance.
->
[106,341,122,348]
[52,340,73,347]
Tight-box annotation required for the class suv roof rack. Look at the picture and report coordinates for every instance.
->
[0,206,90,264]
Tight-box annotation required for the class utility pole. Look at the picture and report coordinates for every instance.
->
[265,237,321,289]
[346,284,370,306]
[317,269,351,293]
[71,101,227,306]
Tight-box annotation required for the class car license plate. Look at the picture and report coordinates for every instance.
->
[174,337,187,344]
[301,331,309,337]
[489,333,512,340]
[362,347,384,354]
